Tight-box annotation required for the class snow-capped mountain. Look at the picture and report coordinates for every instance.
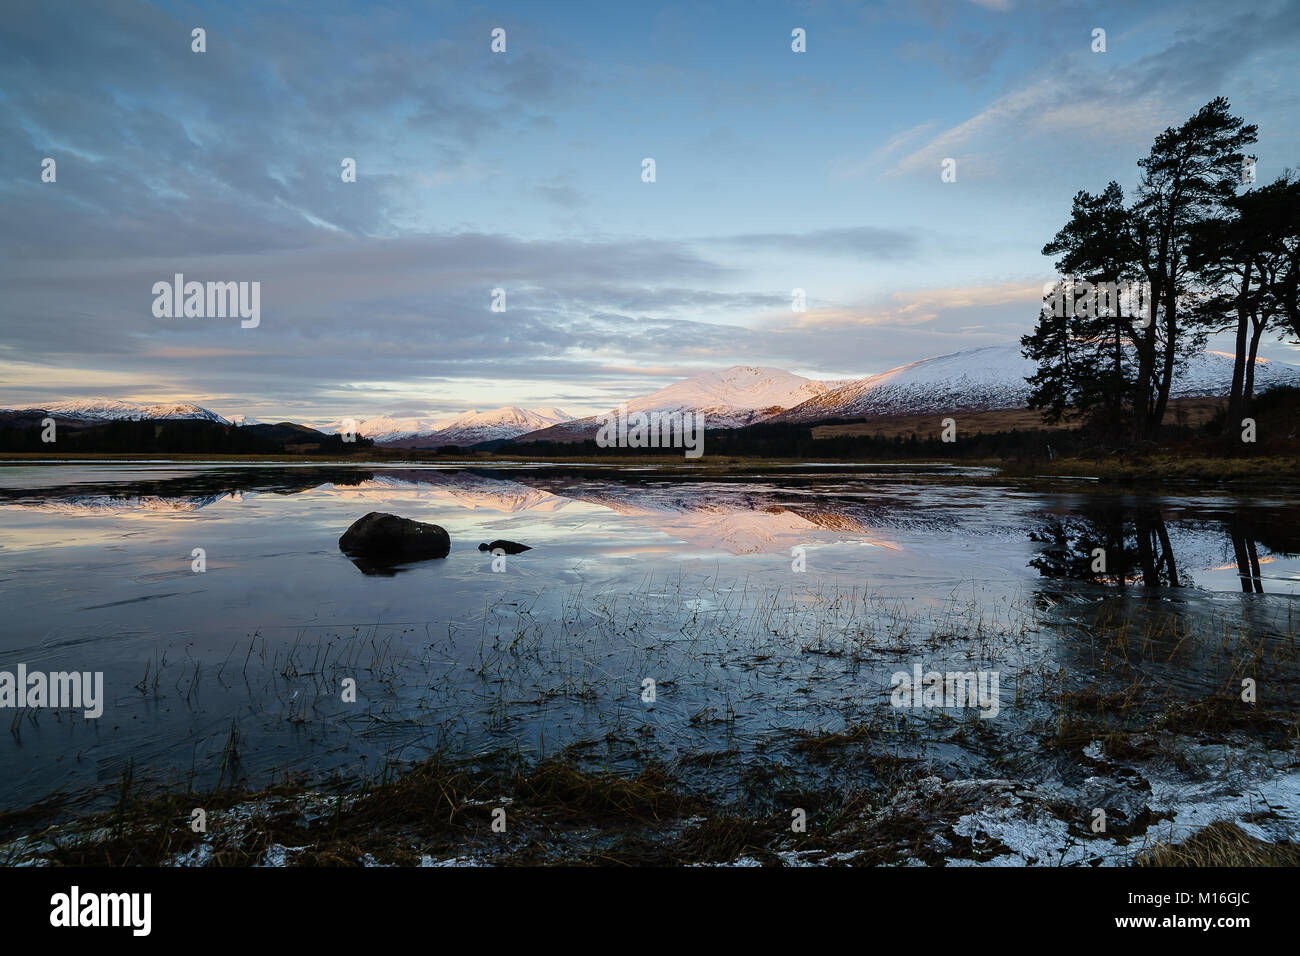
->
[422,407,574,446]
[313,414,461,443]
[518,366,832,442]
[1177,351,1300,395]
[7,399,230,423]
[773,344,1300,423]
[316,406,574,445]
[627,366,831,424]
[16,344,1298,445]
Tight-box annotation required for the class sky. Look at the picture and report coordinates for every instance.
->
[2,0,1299,422]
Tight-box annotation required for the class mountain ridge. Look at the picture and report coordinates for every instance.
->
[771,344,1300,424]
[9,345,1300,447]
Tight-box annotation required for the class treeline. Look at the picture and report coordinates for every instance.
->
[1023,97,1299,441]
[0,418,372,455]
[509,422,1065,460]
[501,386,1299,461]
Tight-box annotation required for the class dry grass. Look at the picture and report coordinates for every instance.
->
[811,398,1225,441]
[1138,822,1300,866]
[512,760,693,823]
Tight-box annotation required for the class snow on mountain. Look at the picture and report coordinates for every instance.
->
[422,407,574,446]
[1176,350,1300,396]
[627,366,832,424]
[21,344,1295,444]
[9,399,230,424]
[313,413,459,443]
[774,344,1300,423]
[314,407,575,445]
[518,366,832,442]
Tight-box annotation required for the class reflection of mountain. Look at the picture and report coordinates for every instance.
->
[0,467,910,555]
[318,474,569,514]
[509,480,899,554]
[0,469,375,514]
[4,493,233,516]
[10,469,1300,573]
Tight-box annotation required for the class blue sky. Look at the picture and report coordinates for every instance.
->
[2,0,1299,420]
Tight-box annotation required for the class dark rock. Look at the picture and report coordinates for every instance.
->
[339,512,450,564]
[478,539,532,554]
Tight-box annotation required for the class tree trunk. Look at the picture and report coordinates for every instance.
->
[1134,292,1158,440]
[1243,315,1266,416]
[1224,264,1253,435]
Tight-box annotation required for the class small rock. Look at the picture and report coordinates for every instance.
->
[478,539,531,554]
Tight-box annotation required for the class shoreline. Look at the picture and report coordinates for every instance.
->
[4,452,1300,486]
[4,704,1297,867]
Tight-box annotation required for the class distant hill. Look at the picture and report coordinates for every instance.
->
[14,399,230,423]
[13,344,1300,454]
[771,344,1300,424]
[518,366,831,443]
[0,413,371,454]
[371,407,575,447]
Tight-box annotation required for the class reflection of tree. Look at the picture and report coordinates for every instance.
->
[1229,520,1264,593]
[1135,507,1180,587]
[0,468,376,511]
[1029,504,1185,588]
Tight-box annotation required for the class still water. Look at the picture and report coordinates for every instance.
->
[1,462,1297,811]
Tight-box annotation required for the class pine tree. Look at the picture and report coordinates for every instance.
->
[1132,97,1257,438]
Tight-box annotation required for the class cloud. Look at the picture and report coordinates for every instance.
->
[1,0,1294,417]
[0,1,582,260]
[885,1,1300,183]
[757,279,1039,332]
[0,227,761,415]
[706,227,921,259]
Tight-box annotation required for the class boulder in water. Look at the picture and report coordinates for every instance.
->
[340,512,450,563]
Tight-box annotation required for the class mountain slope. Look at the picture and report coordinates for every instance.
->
[313,406,575,445]
[773,344,1300,424]
[412,406,574,446]
[517,366,831,443]
[7,399,230,424]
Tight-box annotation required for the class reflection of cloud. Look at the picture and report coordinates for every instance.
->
[323,473,901,554]
[524,485,900,555]
[1,470,908,557]
[1208,557,1276,571]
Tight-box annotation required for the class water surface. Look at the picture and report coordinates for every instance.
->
[1,462,1297,811]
